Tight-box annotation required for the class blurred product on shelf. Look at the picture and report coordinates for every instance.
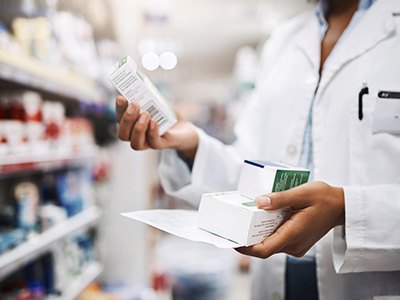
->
[0,1,123,109]
[0,20,22,55]
[78,283,119,300]
[0,228,25,256]
[56,168,94,217]
[38,203,67,231]
[96,39,123,89]
[12,17,53,61]
[92,150,113,182]
[14,181,39,235]
[0,232,99,300]
[0,0,99,79]
[42,101,64,143]
[0,165,94,257]
[52,11,99,79]
[0,90,96,158]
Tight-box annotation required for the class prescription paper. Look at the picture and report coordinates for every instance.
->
[121,209,243,248]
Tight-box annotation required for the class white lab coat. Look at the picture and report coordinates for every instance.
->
[158,0,400,299]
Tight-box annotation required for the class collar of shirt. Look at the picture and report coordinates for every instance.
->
[315,0,378,41]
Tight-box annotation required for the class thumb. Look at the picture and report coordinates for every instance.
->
[255,185,310,211]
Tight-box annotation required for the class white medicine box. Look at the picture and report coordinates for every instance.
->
[198,191,290,246]
[197,160,310,246]
[108,56,177,135]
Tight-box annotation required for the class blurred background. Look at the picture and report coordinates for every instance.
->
[0,0,315,299]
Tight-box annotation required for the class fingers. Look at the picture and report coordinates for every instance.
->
[147,119,164,149]
[235,212,308,259]
[130,112,151,150]
[117,102,140,141]
[236,218,298,258]
[116,95,128,123]
[255,182,320,211]
[237,182,340,260]
[116,98,164,150]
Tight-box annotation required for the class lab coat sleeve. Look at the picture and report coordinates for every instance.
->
[158,94,262,207]
[158,127,243,207]
[332,184,400,273]
[158,33,280,208]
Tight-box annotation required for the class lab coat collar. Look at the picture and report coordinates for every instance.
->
[294,14,321,72]
[294,0,398,89]
[318,0,398,91]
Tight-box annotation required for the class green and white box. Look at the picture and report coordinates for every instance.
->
[108,56,177,136]
[197,160,310,246]
[198,191,290,246]
[238,160,310,200]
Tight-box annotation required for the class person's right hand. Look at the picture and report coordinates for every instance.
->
[116,95,199,161]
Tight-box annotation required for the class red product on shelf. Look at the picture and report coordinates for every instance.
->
[13,290,31,300]
[10,96,25,122]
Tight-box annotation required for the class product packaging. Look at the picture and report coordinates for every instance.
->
[0,228,25,255]
[238,160,310,200]
[198,191,289,246]
[198,160,310,246]
[108,56,177,135]
[14,182,39,234]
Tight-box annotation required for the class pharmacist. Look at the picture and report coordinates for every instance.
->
[115,0,400,299]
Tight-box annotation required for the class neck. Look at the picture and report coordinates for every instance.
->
[327,0,360,15]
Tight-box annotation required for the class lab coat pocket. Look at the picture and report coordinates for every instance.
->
[348,95,400,185]
[372,97,400,134]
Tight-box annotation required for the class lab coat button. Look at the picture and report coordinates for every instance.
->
[305,74,317,85]
[287,144,297,156]
[272,292,282,300]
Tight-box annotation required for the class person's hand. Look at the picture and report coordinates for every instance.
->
[236,181,345,258]
[115,95,199,160]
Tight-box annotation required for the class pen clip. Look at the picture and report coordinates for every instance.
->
[358,82,369,121]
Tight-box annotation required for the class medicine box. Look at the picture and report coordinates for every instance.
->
[198,191,290,246]
[238,160,310,200]
[108,56,177,135]
[197,160,310,246]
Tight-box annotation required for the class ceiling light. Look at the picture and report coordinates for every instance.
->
[160,51,178,70]
[142,52,159,71]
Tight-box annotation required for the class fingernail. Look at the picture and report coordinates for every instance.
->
[117,96,124,106]
[150,119,156,130]
[256,196,271,208]
[127,104,136,115]
[139,113,149,124]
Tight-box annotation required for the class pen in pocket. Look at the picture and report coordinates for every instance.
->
[358,81,369,121]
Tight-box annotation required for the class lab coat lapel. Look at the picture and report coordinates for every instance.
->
[295,14,321,72]
[318,0,397,93]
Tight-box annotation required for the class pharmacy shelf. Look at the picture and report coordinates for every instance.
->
[0,49,100,103]
[48,261,104,300]
[0,145,98,177]
[0,206,102,281]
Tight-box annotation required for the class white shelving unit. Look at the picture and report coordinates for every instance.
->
[0,145,98,176]
[47,261,104,300]
[0,49,100,103]
[0,206,102,281]
[0,19,106,298]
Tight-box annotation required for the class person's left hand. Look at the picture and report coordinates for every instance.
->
[236,181,345,259]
